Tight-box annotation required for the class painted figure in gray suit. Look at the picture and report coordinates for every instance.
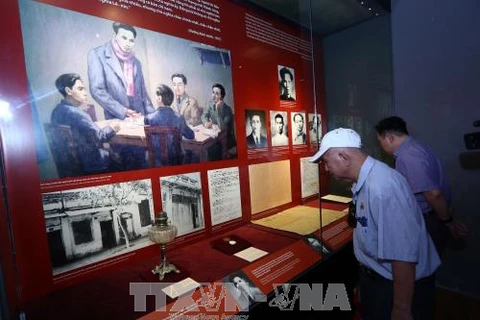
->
[88,22,154,120]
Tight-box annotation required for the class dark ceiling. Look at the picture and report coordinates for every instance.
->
[242,0,391,36]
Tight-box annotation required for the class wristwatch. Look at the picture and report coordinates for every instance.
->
[439,216,453,225]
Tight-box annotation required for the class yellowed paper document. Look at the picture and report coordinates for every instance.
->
[321,194,352,203]
[249,160,292,215]
[234,247,269,262]
[252,205,347,235]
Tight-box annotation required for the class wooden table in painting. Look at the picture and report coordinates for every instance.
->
[96,118,228,162]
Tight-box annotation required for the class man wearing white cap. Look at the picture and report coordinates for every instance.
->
[310,128,440,320]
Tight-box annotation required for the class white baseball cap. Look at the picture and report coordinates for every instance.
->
[309,128,362,163]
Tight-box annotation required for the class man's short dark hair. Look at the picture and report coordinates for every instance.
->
[171,73,187,85]
[112,22,137,38]
[279,67,293,81]
[156,84,174,106]
[274,113,284,123]
[55,73,82,97]
[375,116,409,136]
[250,113,262,124]
[293,113,303,122]
[212,83,225,99]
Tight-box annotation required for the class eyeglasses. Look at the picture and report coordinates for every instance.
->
[348,201,357,228]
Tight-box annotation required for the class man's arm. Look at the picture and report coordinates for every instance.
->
[424,189,469,238]
[219,104,233,131]
[179,118,194,140]
[201,104,212,127]
[391,260,415,320]
[423,189,449,220]
[135,62,155,115]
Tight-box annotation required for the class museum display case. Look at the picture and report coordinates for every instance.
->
[0,0,389,319]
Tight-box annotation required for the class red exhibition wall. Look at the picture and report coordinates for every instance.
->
[0,0,327,310]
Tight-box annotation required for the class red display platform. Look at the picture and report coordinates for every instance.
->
[23,200,353,320]
[23,223,301,320]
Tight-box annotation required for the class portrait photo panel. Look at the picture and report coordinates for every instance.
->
[278,65,296,101]
[308,113,322,144]
[270,110,289,147]
[291,112,306,145]
[245,109,268,149]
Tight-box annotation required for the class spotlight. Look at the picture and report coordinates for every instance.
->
[0,100,12,122]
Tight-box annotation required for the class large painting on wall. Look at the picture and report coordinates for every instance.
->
[18,0,236,181]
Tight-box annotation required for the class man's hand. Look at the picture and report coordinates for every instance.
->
[111,122,121,133]
[446,220,470,239]
[125,109,140,118]
[204,121,213,129]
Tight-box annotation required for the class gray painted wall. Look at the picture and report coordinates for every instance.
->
[323,15,394,196]
[324,0,480,297]
[391,0,480,296]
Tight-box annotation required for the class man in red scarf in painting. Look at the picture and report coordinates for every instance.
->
[88,21,154,120]
[88,22,155,170]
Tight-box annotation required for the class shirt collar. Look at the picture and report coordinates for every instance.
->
[62,99,77,108]
[393,136,412,158]
[351,156,375,196]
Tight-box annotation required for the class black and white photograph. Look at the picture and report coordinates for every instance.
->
[19,0,236,181]
[308,113,322,144]
[160,172,205,236]
[270,111,289,147]
[43,179,154,275]
[223,270,266,311]
[207,167,242,226]
[291,112,307,145]
[245,110,268,149]
[278,65,296,101]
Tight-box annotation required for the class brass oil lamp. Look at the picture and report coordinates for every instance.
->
[148,211,180,280]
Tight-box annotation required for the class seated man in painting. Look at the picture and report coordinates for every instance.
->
[170,73,202,126]
[51,73,120,175]
[201,83,236,159]
[144,84,194,166]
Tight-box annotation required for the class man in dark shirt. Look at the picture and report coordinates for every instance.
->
[246,113,267,148]
[144,84,194,166]
[51,73,119,175]
[279,67,295,101]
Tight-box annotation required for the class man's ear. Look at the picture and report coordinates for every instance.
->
[65,87,72,96]
[337,150,350,162]
[386,132,395,144]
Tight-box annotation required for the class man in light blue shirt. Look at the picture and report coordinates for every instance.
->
[310,128,440,320]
